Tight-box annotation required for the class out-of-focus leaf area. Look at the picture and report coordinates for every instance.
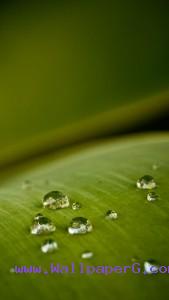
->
[0,0,169,166]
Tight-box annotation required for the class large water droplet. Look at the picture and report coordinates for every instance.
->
[105,210,118,220]
[147,192,159,202]
[68,217,93,235]
[144,259,159,274]
[43,191,70,209]
[41,239,58,253]
[72,202,81,210]
[30,215,56,235]
[81,251,93,259]
[136,175,156,189]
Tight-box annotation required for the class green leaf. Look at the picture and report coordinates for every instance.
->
[0,134,169,299]
[0,1,169,165]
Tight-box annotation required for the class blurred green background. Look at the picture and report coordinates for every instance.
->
[0,0,169,166]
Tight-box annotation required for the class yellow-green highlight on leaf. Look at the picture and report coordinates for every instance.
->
[0,90,169,168]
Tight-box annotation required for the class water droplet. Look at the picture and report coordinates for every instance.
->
[10,267,15,273]
[34,213,44,220]
[105,210,118,220]
[72,202,81,210]
[152,164,159,171]
[41,239,58,253]
[68,217,93,235]
[136,175,156,189]
[81,251,93,259]
[22,180,31,190]
[144,259,159,274]
[43,191,70,209]
[147,192,159,202]
[30,216,56,235]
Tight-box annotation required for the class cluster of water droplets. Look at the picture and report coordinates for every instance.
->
[136,172,161,272]
[29,190,94,254]
[24,168,161,269]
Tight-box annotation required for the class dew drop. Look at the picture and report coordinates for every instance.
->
[136,175,156,189]
[72,202,81,210]
[34,213,44,221]
[41,239,58,253]
[43,191,70,209]
[147,192,159,202]
[10,267,15,273]
[30,215,56,235]
[68,217,93,235]
[81,251,93,259]
[144,259,159,274]
[105,210,118,220]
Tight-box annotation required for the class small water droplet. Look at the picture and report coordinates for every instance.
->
[105,210,118,220]
[136,175,156,189]
[34,213,44,220]
[81,251,93,259]
[43,191,70,209]
[41,239,58,253]
[147,192,159,202]
[22,180,31,190]
[10,267,15,273]
[152,164,159,171]
[68,217,93,235]
[30,215,56,235]
[72,202,81,210]
[144,259,159,274]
